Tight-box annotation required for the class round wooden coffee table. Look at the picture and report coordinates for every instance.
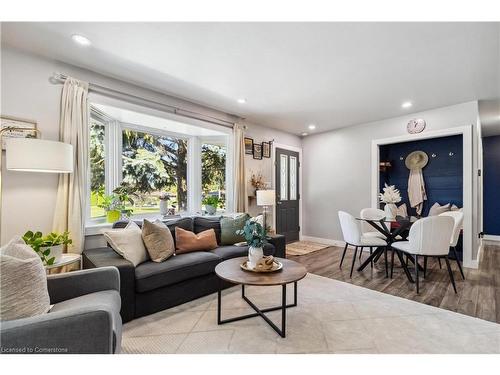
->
[215,257,307,338]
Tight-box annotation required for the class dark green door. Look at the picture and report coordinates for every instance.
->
[275,148,300,243]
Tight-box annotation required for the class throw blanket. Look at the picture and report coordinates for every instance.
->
[408,168,427,215]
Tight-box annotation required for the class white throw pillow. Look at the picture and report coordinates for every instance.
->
[396,203,408,218]
[250,214,264,226]
[102,221,149,266]
[428,202,451,216]
[451,204,462,211]
[0,236,50,321]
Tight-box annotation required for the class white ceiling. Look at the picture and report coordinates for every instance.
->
[2,22,499,135]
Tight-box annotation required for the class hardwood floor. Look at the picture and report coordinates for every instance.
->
[289,242,500,323]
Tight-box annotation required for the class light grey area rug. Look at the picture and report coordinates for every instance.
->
[122,273,500,354]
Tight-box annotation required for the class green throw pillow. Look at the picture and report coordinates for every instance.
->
[220,214,251,245]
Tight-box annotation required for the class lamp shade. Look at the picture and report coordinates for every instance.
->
[5,138,73,173]
[256,189,275,206]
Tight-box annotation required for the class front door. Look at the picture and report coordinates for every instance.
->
[275,148,300,243]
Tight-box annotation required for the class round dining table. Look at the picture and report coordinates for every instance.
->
[355,216,419,282]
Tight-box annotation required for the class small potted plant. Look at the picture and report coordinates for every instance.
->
[202,195,220,215]
[379,183,402,220]
[159,192,170,216]
[23,230,72,266]
[236,220,267,269]
[98,183,138,222]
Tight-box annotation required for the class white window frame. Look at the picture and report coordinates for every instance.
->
[85,98,233,228]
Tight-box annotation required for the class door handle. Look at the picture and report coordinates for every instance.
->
[277,201,282,205]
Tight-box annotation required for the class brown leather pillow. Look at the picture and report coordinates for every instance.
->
[175,227,218,254]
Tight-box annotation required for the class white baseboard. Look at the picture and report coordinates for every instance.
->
[483,235,500,242]
[300,235,345,248]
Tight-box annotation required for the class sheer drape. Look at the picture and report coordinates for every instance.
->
[52,78,89,254]
[233,123,246,212]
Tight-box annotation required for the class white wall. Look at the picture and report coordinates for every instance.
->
[243,121,301,217]
[302,101,482,261]
[0,46,301,246]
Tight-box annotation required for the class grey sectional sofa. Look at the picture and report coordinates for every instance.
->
[82,216,286,322]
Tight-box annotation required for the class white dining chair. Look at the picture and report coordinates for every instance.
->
[360,208,386,238]
[338,211,388,278]
[439,211,465,279]
[391,216,456,293]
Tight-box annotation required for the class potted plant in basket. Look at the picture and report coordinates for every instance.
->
[379,183,402,220]
[236,220,267,269]
[22,230,72,266]
[202,195,220,215]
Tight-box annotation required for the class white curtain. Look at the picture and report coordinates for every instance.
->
[233,123,246,213]
[52,78,89,254]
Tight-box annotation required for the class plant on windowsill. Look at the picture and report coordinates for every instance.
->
[236,220,267,270]
[98,183,139,222]
[202,195,220,215]
[22,231,72,266]
[159,192,172,216]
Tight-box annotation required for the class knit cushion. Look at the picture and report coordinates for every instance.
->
[142,219,175,262]
[0,236,50,321]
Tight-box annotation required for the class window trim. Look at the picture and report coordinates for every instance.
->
[86,102,233,227]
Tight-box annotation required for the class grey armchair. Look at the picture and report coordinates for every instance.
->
[0,267,122,354]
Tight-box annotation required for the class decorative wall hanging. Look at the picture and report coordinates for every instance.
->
[1,115,37,150]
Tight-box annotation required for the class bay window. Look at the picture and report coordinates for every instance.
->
[87,101,232,225]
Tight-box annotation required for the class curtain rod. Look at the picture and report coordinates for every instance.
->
[50,73,240,129]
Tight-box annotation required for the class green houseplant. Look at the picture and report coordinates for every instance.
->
[236,220,267,269]
[202,195,220,215]
[98,183,138,222]
[22,231,72,266]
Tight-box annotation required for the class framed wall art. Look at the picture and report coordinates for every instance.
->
[244,137,254,155]
[262,141,271,158]
[253,143,262,160]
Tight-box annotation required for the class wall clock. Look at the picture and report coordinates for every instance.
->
[407,118,426,134]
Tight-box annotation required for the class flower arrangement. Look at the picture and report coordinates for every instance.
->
[236,220,267,248]
[379,183,402,204]
[250,172,267,191]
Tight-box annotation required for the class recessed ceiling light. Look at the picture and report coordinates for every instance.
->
[401,101,413,109]
[308,124,316,130]
[71,34,91,46]
[237,98,246,104]
[301,132,308,136]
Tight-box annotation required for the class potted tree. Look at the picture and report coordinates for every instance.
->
[23,230,73,266]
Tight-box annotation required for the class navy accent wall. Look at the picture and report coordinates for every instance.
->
[483,135,500,236]
[379,135,463,217]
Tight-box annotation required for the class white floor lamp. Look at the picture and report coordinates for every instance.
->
[256,189,275,232]
[0,127,73,241]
